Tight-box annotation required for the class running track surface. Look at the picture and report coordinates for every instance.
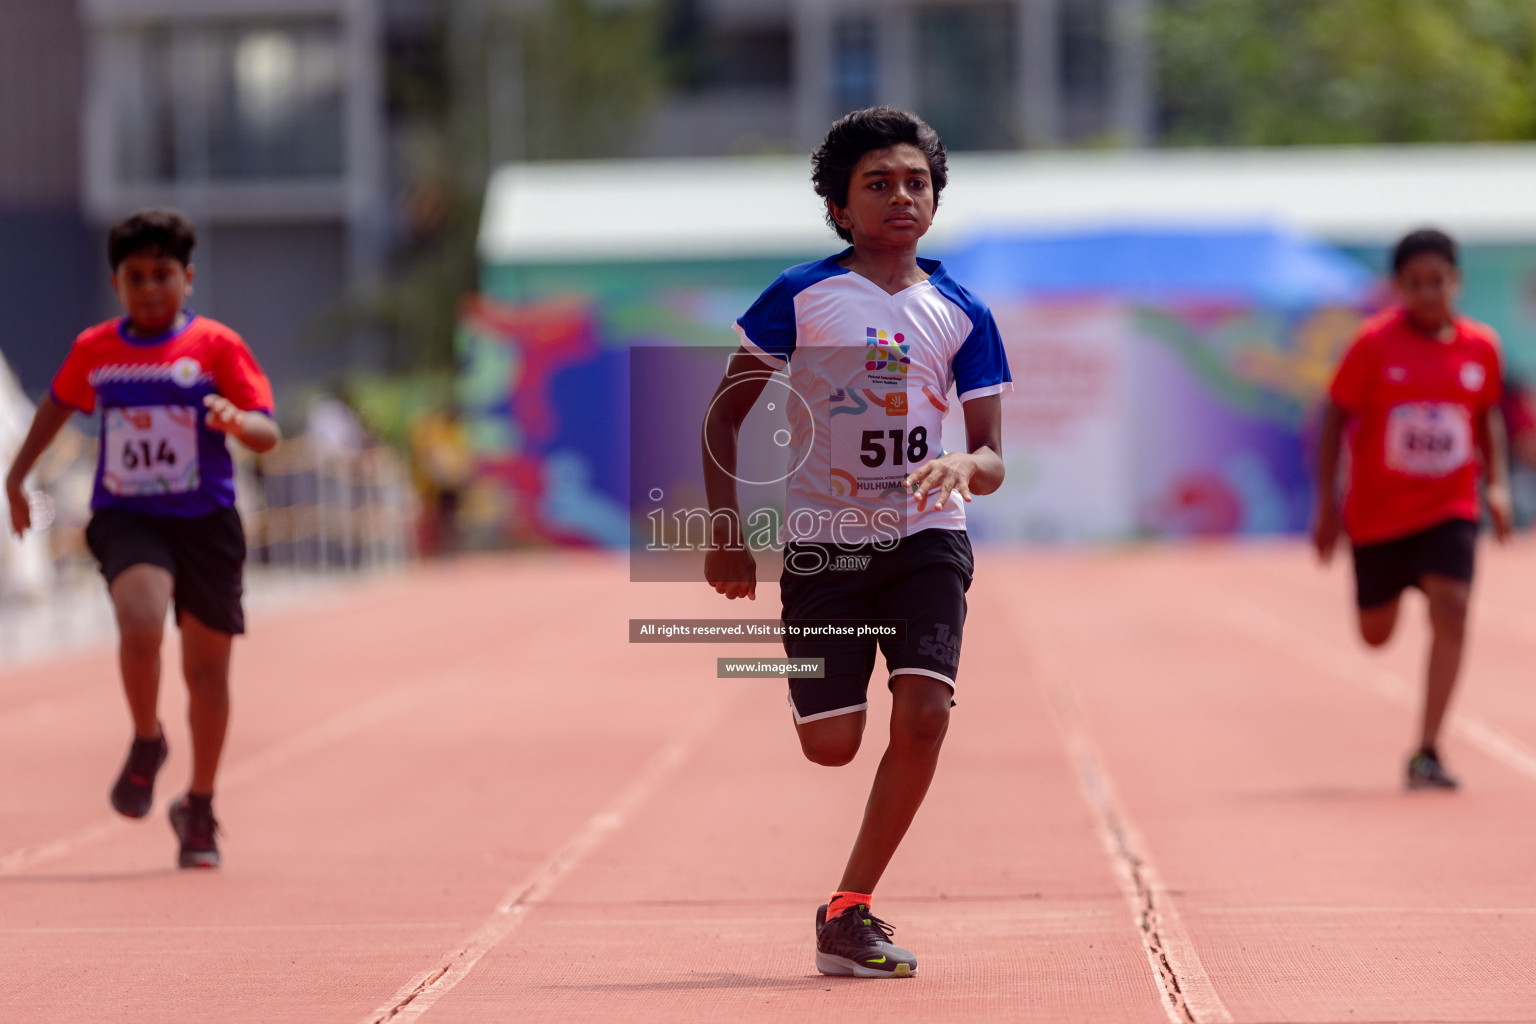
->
[4,542,1536,1023]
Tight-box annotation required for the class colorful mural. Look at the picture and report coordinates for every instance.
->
[456,296,627,547]
[464,227,1376,547]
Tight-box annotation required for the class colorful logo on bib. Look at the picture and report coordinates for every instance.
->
[865,328,910,374]
[1460,362,1486,392]
[171,357,203,388]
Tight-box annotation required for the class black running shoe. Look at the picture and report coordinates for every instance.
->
[1407,748,1459,790]
[815,903,918,978]
[110,729,167,818]
[168,794,221,869]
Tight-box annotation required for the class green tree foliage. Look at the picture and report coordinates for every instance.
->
[516,0,665,160]
[326,0,664,373]
[1156,0,1536,145]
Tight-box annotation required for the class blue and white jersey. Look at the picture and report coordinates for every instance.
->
[734,251,1012,543]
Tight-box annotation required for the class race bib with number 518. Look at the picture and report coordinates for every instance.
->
[1384,402,1473,479]
[102,405,201,496]
[827,387,927,500]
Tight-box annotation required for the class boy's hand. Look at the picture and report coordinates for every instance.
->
[705,546,757,600]
[5,476,29,537]
[1487,481,1514,543]
[906,453,976,512]
[1312,501,1341,564]
[203,394,248,435]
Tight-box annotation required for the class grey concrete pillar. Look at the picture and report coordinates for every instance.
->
[794,0,834,150]
[1019,0,1060,148]
[1108,0,1152,146]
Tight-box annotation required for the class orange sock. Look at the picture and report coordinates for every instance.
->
[827,891,873,919]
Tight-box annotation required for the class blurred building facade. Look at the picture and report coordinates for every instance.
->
[0,0,1153,396]
[0,0,98,396]
[644,0,1153,156]
[79,0,406,391]
[0,0,441,397]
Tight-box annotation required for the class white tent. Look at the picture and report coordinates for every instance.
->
[480,143,1536,263]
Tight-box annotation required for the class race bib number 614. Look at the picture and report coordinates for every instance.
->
[102,405,201,496]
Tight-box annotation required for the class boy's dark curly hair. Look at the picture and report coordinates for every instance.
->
[811,107,948,244]
[1392,228,1457,274]
[109,209,197,270]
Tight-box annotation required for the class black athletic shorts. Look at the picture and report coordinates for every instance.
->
[1351,517,1477,609]
[779,527,974,724]
[85,507,248,635]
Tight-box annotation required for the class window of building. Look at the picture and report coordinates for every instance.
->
[662,1,792,93]
[210,24,345,178]
[105,20,345,184]
[915,4,1015,151]
[706,27,792,89]
[1059,0,1110,138]
[833,15,877,114]
[110,25,178,183]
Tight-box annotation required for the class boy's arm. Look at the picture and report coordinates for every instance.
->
[5,395,75,536]
[701,346,773,600]
[1478,404,1513,542]
[203,395,281,453]
[960,394,1005,495]
[904,395,1004,512]
[1312,401,1348,562]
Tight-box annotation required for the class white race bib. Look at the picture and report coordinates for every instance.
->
[102,405,201,496]
[827,385,924,501]
[1384,402,1472,479]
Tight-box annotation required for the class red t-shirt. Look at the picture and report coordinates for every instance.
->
[1328,307,1502,545]
[51,315,274,517]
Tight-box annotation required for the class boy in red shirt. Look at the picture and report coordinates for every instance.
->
[5,210,279,865]
[1314,229,1511,789]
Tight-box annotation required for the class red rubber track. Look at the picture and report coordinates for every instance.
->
[2,543,1534,1022]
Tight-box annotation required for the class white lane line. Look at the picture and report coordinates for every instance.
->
[1220,596,1536,788]
[360,699,726,1024]
[0,672,468,876]
[0,922,463,934]
[1011,597,1234,1024]
[1202,905,1536,915]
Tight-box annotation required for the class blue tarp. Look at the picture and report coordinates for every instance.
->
[937,225,1373,308]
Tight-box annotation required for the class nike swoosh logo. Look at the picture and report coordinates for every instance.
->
[866,956,886,963]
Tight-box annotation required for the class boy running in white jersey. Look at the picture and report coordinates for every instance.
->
[703,108,1011,977]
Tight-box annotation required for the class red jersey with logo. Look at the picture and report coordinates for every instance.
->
[51,315,274,518]
[1328,307,1501,545]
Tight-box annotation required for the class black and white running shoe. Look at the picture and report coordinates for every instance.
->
[1407,748,1459,790]
[815,903,918,978]
[168,794,221,868]
[110,729,167,819]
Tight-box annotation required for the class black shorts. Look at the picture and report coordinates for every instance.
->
[1351,518,1477,609]
[779,528,974,724]
[85,507,248,635]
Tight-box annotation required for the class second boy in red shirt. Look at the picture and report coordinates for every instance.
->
[1315,228,1511,789]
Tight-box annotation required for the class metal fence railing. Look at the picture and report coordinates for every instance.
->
[245,439,417,572]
